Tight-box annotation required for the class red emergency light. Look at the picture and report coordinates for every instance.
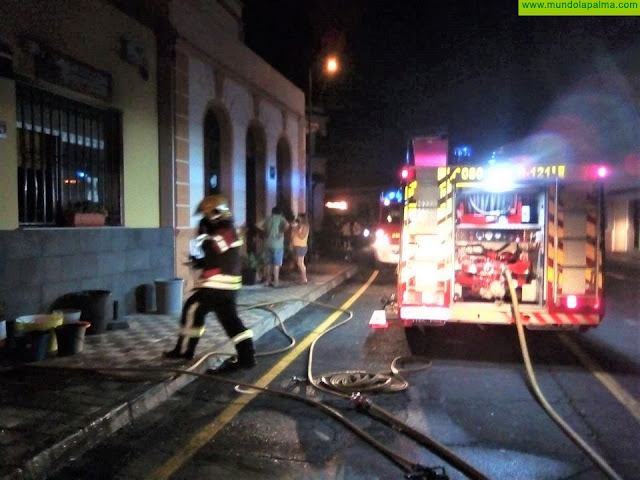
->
[400,167,415,183]
[560,294,602,313]
[597,166,608,178]
[581,164,611,180]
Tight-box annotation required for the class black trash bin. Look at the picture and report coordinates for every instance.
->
[51,290,111,335]
[154,278,184,315]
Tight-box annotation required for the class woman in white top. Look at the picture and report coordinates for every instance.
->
[291,213,310,283]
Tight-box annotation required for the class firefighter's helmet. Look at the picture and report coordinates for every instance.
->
[196,194,232,220]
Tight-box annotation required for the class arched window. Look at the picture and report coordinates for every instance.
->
[246,128,257,229]
[245,125,266,252]
[203,111,221,195]
[276,137,292,216]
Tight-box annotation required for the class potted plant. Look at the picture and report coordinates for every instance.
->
[241,252,262,286]
[64,201,108,226]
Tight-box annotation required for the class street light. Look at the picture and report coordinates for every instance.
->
[325,55,339,75]
[307,53,340,258]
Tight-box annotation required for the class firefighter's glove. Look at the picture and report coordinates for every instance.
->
[188,256,205,269]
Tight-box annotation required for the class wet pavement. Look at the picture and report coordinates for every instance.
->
[0,261,357,480]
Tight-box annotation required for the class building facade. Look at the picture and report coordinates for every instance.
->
[0,0,307,320]
[0,0,174,320]
[166,0,306,285]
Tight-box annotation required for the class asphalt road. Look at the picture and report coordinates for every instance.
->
[50,260,639,480]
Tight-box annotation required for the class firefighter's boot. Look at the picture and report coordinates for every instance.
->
[163,337,199,360]
[236,337,256,367]
[208,337,256,374]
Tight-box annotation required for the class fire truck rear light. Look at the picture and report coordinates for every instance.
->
[369,310,388,329]
[559,294,601,312]
[400,167,416,183]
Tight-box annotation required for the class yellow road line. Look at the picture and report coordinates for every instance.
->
[148,270,379,480]
[558,333,640,423]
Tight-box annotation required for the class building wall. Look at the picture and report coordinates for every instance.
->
[607,191,640,253]
[0,0,171,320]
[170,1,305,286]
[179,46,304,226]
[0,76,18,230]
[0,228,173,321]
[0,0,159,227]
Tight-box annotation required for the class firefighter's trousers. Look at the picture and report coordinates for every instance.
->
[169,288,254,360]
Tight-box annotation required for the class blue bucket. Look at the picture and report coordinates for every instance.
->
[16,331,50,362]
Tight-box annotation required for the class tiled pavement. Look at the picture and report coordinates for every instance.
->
[0,261,357,480]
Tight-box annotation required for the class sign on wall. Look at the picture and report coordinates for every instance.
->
[31,41,112,101]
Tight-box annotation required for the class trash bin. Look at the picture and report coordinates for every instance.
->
[51,290,111,335]
[135,284,156,313]
[154,278,184,315]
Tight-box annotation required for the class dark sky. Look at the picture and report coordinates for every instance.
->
[243,1,640,188]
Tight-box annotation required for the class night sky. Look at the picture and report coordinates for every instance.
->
[243,1,640,189]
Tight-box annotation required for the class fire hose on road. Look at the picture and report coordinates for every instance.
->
[503,269,623,480]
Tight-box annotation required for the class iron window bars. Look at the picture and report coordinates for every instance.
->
[16,82,122,226]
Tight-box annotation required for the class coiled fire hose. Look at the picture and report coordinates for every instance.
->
[503,269,623,480]
[240,295,487,479]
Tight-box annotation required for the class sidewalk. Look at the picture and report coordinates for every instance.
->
[0,261,357,480]
[606,250,640,272]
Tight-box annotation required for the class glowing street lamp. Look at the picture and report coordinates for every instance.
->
[325,55,339,75]
[307,53,341,257]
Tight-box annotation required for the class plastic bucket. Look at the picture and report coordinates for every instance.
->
[15,314,61,332]
[53,309,82,324]
[56,321,91,356]
[154,278,184,315]
[16,330,50,362]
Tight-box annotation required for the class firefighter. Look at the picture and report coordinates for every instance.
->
[164,194,256,373]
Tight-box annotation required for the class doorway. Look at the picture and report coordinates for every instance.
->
[276,137,292,219]
[246,124,266,252]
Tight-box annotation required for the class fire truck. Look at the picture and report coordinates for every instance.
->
[371,135,607,330]
[372,188,403,266]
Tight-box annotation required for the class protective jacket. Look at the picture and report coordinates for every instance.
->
[191,217,243,290]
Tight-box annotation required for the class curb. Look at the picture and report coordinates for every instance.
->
[605,256,640,273]
[2,264,358,480]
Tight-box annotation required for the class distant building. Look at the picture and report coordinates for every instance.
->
[606,154,640,253]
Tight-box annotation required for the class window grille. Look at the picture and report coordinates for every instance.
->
[16,83,122,226]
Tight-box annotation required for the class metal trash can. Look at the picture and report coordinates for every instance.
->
[154,278,184,315]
